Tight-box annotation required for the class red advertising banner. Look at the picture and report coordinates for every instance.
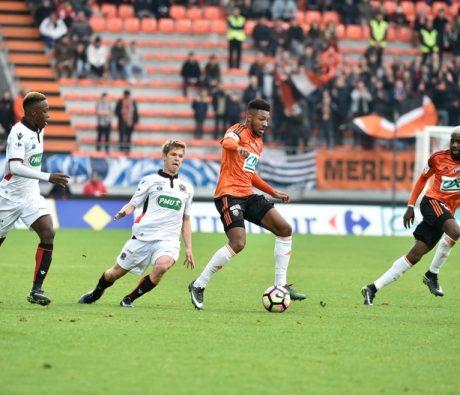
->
[316,151,415,190]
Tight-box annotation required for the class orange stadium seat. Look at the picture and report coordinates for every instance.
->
[192,19,210,34]
[322,11,340,25]
[210,19,227,34]
[169,5,186,19]
[400,1,415,19]
[244,19,256,35]
[107,17,123,32]
[157,18,175,33]
[345,25,362,40]
[203,6,224,20]
[141,18,157,33]
[386,25,397,40]
[398,26,413,42]
[449,3,459,17]
[432,1,448,16]
[336,24,345,39]
[91,4,100,16]
[118,4,135,18]
[383,1,397,15]
[305,11,321,25]
[124,17,140,32]
[415,1,432,16]
[89,16,106,32]
[362,24,370,39]
[175,19,192,34]
[101,3,117,17]
[296,11,304,24]
[186,7,203,20]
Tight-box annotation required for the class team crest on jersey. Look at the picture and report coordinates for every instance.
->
[179,184,186,192]
[17,133,23,140]
[120,252,127,260]
[232,209,239,216]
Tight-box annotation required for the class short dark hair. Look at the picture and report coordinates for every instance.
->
[23,91,46,111]
[247,98,270,112]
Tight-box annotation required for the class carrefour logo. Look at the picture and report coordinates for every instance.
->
[28,153,42,167]
[441,176,460,192]
[157,195,182,210]
[243,153,259,173]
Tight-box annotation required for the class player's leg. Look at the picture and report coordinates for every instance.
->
[78,263,127,304]
[254,197,306,301]
[423,218,460,296]
[120,255,175,308]
[189,196,244,309]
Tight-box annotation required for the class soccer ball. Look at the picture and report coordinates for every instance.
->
[262,285,291,312]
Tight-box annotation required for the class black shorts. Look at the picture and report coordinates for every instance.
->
[413,196,453,250]
[214,194,275,233]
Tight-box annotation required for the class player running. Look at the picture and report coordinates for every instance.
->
[362,127,460,305]
[78,140,195,307]
[188,98,306,310]
[0,91,69,306]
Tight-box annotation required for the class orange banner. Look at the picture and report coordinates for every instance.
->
[316,151,415,190]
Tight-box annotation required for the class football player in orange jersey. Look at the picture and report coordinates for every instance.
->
[188,98,306,310]
[362,128,460,305]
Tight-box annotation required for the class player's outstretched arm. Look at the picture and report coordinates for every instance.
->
[403,206,415,229]
[114,203,135,220]
[49,173,70,187]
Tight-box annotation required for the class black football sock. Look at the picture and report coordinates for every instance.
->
[32,243,53,291]
[93,273,114,298]
[126,275,156,301]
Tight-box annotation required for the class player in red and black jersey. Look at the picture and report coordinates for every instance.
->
[188,98,306,310]
[362,128,460,305]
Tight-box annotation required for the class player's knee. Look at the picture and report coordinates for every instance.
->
[446,228,460,241]
[406,251,422,265]
[39,228,55,243]
[278,223,292,238]
[230,239,245,253]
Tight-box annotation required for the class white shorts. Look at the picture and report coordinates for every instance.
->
[116,238,180,275]
[0,195,50,238]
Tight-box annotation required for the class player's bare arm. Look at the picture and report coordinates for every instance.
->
[182,215,195,269]
[114,203,136,220]
[49,173,70,187]
[403,206,415,229]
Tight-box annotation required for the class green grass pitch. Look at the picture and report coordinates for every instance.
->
[1,230,459,395]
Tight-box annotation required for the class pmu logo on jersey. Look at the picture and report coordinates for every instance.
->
[243,153,259,173]
[440,176,460,192]
[28,153,42,167]
[157,195,182,210]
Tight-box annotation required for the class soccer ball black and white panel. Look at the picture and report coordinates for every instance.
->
[262,285,291,312]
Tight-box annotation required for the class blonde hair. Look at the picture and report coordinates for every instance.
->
[23,91,46,111]
[162,139,186,155]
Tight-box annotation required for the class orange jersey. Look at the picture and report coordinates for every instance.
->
[214,123,264,198]
[411,149,460,213]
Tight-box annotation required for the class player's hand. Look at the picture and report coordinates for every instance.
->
[183,249,195,269]
[114,211,126,220]
[403,206,415,229]
[272,190,290,203]
[49,173,69,187]
[237,147,250,159]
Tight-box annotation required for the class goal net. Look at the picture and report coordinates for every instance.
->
[414,125,455,183]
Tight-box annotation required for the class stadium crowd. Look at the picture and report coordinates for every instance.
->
[4,0,458,154]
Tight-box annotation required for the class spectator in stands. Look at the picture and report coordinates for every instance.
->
[39,12,68,51]
[83,171,107,197]
[330,75,350,147]
[115,90,139,153]
[251,17,276,56]
[271,19,288,54]
[68,10,92,45]
[339,0,361,26]
[203,54,221,93]
[317,89,334,149]
[225,91,243,129]
[126,41,147,84]
[13,89,28,123]
[250,0,271,19]
[368,12,389,66]
[434,8,449,62]
[300,45,317,70]
[56,0,76,27]
[87,36,109,79]
[151,0,171,19]
[350,80,373,149]
[242,75,262,106]
[134,0,155,19]
[305,21,323,50]
[192,89,209,139]
[54,35,74,78]
[285,18,305,57]
[33,0,55,26]
[227,7,246,69]
[210,82,227,139]
[73,40,90,78]
[248,51,266,89]
[271,0,297,22]
[180,51,202,97]
[96,92,113,152]
[0,91,14,137]
[110,38,129,80]
[420,18,439,65]
[389,4,409,27]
